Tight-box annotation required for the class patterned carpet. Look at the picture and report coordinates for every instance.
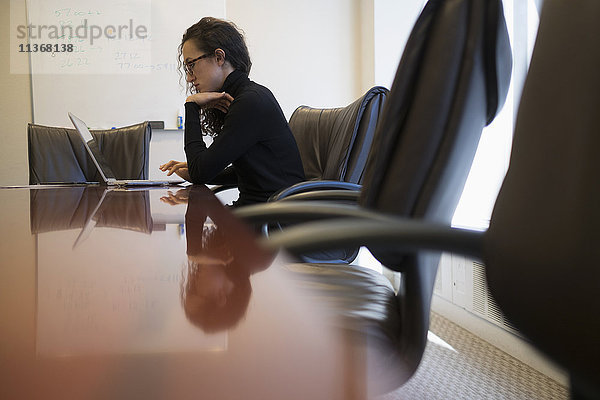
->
[376,312,569,400]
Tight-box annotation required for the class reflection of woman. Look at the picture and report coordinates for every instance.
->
[180,186,272,332]
[160,17,305,206]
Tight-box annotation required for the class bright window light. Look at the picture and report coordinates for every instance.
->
[451,0,539,230]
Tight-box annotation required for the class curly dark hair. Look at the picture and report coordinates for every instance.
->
[178,17,252,137]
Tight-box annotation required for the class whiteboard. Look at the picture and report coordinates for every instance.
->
[27,0,225,129]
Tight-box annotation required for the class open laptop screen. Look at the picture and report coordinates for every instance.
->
[68,112,118,183]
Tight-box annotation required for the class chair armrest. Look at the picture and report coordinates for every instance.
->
[259,217,485,261]
[269,180,361,201]
[233,201,388,225]
[279,190,361,203]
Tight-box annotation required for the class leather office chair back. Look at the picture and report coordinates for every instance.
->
[484,1,600,397]
[289,86,388,184]
[28,121,151,184]
[357,0,512,378]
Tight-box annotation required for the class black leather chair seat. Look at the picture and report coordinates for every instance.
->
[283,262,408,394]
[284,263,398,331]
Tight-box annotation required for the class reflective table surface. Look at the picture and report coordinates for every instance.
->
[0,185,365,400]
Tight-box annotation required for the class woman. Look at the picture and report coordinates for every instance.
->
[160,17,305,206]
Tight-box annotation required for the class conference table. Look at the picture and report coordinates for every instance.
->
[0,184,372,400]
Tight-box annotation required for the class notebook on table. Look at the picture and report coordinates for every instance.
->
[68,112,184,187]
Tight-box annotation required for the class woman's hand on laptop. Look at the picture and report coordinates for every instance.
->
[160,160,191,182]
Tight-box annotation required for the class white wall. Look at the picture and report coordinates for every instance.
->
[374,0,425,89]
[227,0,363,119]
[1,0,32,186]
[148,130,186,179]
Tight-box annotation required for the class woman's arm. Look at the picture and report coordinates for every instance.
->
[185,90,269,184]
[186,92,233,113]
[209,166,238,185]
[160,92,234,182]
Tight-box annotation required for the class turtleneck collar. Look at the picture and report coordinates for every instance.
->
[220,69,250,97]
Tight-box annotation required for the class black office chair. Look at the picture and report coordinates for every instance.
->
[485,1,600,397]
[211,87,389,201]
[255,1,600,398]
[28,121,151,184]
[235,0,512,393]
[272,86,389,197]
[261,87,388,260]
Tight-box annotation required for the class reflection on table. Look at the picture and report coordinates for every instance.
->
[1,185,364,400]
[30,186,155,235]
[181,186,272,333]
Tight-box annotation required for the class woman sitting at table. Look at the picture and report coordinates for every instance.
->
[160,17,305,206]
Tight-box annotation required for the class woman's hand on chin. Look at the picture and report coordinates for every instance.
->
[186,92,234,113]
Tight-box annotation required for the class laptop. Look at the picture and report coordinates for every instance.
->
[68,112,184,187]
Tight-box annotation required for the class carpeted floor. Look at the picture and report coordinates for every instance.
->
[376,312,569,400]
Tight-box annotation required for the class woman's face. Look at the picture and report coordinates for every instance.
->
[182,40,224,93]
[191,260,235,308]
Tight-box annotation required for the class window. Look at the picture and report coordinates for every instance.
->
[451,0,540,230]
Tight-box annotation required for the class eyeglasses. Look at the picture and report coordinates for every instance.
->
[184,53,214,75]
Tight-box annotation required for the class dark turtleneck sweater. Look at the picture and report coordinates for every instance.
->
[184,70,305,206]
